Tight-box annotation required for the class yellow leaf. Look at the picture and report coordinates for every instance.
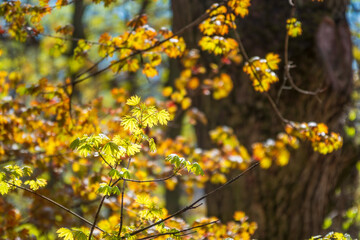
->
[126,95,141,106]
[317,123,329,134]
[210,173,227,184]
[157,109,170,125]
[72,162,80,172]
[0,181,10,195]
[260,157,272,169]
[287,18,302,37]
[228,0,251,18]
[162,86,173,97]
[276,149,290,166]
[234,211,246,221]
[142,63,158,78]
[187,77,200,90]
[181,97,192,110]
[121,116,139,132]
[56,228,74,240]
[265,53,281,70]
[127,143,141,156]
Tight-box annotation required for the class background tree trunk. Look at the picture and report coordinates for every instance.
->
[171,0,358,239]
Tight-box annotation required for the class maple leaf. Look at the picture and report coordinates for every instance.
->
[57,228,73,240]
[265,53,281,70]
[126,95,141,106]
[142,63,158,78]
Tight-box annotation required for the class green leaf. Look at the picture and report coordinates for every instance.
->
[148,138,156,152]
[22,166,33,176]
[322,217,332,230]
[120,168,130,179]
[57,228,74,240]
[126,95,141,106]
[97,183,112,196]
[121,116,139,132]
[108,169,121,179]
[72,229,88,240]
[70,138,80,150]
[190,162,204,176]
[111,186,121,195]
[166,154,181,168]
[102,142,120,156]
[77,144,92,157]
[88,135,104,148]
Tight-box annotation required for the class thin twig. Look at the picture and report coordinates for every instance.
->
[118,157,132,237]
[128,162,260,237]
[88,196,106,239]
[233,29,289,124]
[99,152,114,169]
[71,1,224,86]
[111,169,179,186]
[5,181,105,233]
[137,220,219,240]
[88,178,114,239]
[282,5,323,102]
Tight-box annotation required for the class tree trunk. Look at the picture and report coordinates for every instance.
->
[171,0,357,239]
[165,0,210,213]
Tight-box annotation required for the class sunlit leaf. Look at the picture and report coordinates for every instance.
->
[57,228,74,240]
[126,95,141,106]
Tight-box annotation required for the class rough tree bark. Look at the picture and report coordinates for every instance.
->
[171,0,357,239]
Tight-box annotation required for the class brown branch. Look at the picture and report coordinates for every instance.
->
[137,220,219,240]
[282,6,323,102]
[128,162,259,237]
[88,196,106,240]
[5,181,105,233]
[88,178,114,239]
[71,1,224,86]
[233,29,289,124]
[40,33,107,46]
[99,152,114,169]
[110,169,179,186]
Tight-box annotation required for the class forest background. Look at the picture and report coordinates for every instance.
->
[0,0,360,239]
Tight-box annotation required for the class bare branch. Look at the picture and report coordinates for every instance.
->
[71,1,225,86]
[110,169,179,186]
[118,157,132,237]
[282,6,323,102]
[233,29,289,124]
[128,162,259,237]
[137,220,219,240]
[89,178,114,239]
[5,181,106,233]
